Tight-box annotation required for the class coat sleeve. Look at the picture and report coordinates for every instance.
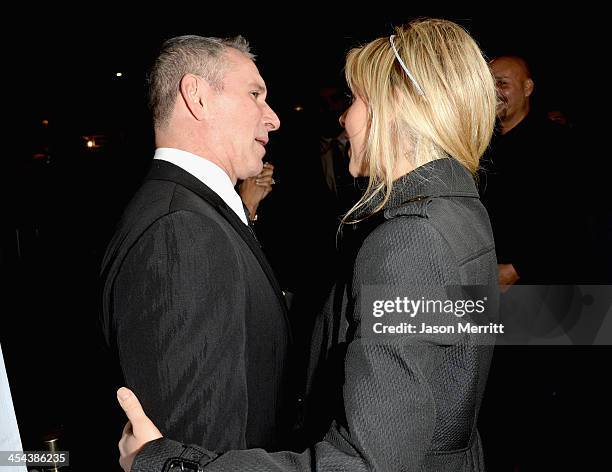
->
[114,209,250,450]
[132,217,464,472]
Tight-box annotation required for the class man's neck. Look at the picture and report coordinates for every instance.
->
[155,135,235,184]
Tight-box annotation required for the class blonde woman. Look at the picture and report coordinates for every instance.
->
[115,18,498,472]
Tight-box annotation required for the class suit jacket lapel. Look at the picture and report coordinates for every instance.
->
[146,160,291,336]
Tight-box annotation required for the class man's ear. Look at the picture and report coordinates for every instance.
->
[179,74,211,121]
[524,78,534,98]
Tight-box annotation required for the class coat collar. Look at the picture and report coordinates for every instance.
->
[354,158,479,220]
[145,160,291,339]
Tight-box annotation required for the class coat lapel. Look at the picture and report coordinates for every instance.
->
[146,160,291,335]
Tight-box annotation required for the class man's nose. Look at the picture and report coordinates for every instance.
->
[264,104,281,131]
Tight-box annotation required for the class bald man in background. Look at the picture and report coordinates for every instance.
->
[477,56,589,470]
[479,55,577,286]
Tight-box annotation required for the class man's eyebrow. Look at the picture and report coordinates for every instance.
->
[250,83,267,93]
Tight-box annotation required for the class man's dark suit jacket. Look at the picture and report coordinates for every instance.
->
[131,157,499,472]
[101,159,292,451]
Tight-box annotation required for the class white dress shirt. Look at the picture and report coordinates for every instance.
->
[154,148,248,225]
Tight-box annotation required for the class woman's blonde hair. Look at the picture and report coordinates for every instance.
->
[343,18,496,222]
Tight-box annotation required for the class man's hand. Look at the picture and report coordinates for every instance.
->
[117,387,163,472]
[239,163,275,220]
[498,263,519,292]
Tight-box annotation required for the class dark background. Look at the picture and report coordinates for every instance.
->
[3,10,607,471]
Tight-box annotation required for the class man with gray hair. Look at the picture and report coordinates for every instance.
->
[101,35,292,453]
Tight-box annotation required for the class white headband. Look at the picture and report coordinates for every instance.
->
[389,35,425,96]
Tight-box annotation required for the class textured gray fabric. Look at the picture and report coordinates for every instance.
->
[134,158,498,472]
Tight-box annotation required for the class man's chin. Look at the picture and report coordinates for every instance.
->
[250,159,264,177]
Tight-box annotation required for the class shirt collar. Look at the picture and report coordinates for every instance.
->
[154,147,248,225]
